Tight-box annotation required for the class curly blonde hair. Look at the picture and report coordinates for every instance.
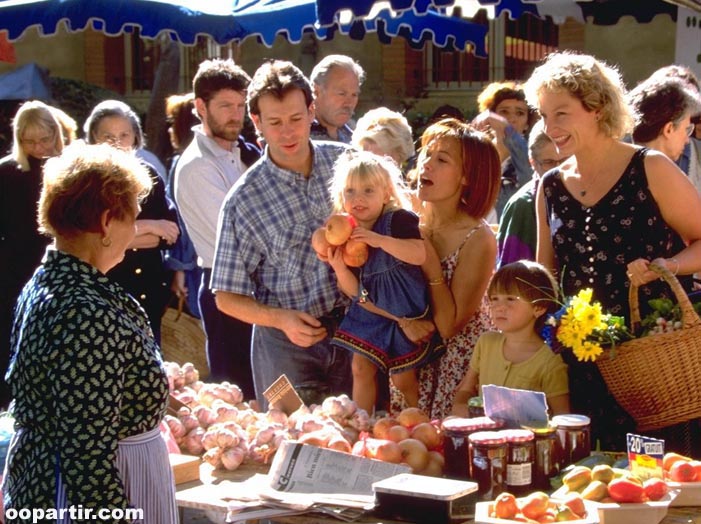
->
[523,51,633,140]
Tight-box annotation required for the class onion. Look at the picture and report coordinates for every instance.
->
[254,425,276,446]
[266,408,288,426]
[236,409,258,429]
[215,404,239,424]
[202,429,219,451]
[178,413,200,433]
[337,394,357,418]
[197,384,218,407]
[215,428,240,449]
[322,396,345,418]
[287,405,310,429]
[203,447,223,468]
[193,405,218,429]
[349,409,370,431]
[183,427,205,455]
[165,414,186,439]
[181,362,200,384]
[221,447,246,471]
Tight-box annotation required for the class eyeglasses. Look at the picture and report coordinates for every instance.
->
[686,123,696,137]
[534,158,564,171]
[20,134,54,148]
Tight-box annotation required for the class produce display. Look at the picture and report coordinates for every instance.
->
[662,452,701,482]
[484,491,592,522]
[164,361,442,476]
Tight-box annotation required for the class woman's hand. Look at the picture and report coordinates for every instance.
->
[398,318,436,344]
[171,270,187,299]
[138,219,180,245]
[626,258,663,286]
[327,245,347,274]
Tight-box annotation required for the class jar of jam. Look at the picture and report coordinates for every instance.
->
[552,414,591,467]
[525,425,561,490]
[503,429,535,496]
[468,396,485,418]
[442,417,504,480]
[469,431,507,501]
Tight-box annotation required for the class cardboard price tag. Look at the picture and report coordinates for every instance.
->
[263,374,304,414]
[626,433,664,480]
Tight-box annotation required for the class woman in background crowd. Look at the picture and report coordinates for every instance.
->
[85,100,179,343]
[525,51,701,453]
[352,107,415,168]
[3,143,177,522]
[0,100,66,409]
[473,81,537,218]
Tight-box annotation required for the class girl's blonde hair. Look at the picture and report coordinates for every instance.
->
[488,260,559,332]
[330,150,412,213]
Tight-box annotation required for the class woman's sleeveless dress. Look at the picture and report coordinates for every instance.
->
[542,147,696,453]
[390,221,494,420]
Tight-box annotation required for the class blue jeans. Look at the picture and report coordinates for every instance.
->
[198,269,255,399]
[252,323,352,409]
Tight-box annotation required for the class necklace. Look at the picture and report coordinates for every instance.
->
[577,171,600,197]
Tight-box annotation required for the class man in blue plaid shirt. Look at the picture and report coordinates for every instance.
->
[211,60,352,408]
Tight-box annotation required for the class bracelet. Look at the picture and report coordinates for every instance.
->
[670,257,680,276]
[397,317,411,329]
[428,277,445,286]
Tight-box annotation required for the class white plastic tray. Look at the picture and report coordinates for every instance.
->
[666,481,701,506]
[594,491,677,524]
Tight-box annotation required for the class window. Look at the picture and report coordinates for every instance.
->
[423,10,558,88]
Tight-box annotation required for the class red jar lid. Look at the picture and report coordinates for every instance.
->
[469,431,506,445]
[502,429,535,442]
[442,416,503,433]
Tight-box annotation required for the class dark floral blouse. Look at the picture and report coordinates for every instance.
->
[542,147,689,321]
[3,249,169,521]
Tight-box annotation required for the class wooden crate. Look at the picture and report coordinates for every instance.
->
[169,453,201,485]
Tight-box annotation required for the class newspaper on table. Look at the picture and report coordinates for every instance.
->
[226,440,410,522]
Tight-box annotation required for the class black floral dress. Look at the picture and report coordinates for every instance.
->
[542,147,694,452]
[3,249,170,522]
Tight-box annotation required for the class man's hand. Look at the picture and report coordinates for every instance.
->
[278,310,328,347]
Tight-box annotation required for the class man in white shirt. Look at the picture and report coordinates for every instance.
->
[174,59,260,398]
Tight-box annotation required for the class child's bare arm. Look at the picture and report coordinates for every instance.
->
[451,368,479,417]
[351,228,426,265]
[328,247,359,298]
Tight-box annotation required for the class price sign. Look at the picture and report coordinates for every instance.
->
[627,433,664,480]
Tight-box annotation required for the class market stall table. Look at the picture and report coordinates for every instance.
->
[176,463,701,524]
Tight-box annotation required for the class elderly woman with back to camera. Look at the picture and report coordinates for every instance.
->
[85,100,179,343]
[351,107,415,168]
[524,51,701,453]
[3,143,177,522]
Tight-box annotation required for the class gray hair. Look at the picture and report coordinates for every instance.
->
[310,54,366,87]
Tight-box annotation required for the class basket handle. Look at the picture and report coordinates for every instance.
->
[628,260,701,332]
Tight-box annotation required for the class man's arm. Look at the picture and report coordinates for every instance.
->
[215,291,328,348]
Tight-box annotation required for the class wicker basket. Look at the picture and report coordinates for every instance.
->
[596,262,701,431]
[160,297,209,380]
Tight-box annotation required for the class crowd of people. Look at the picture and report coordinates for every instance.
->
[2,49,701,519]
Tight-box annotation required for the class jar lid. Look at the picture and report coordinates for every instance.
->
[468,396,483,408]
[522,423,557,436]
[442,416,504,433]
[469,431,506,445]
[502,429,535,442]
[551,414,591,428]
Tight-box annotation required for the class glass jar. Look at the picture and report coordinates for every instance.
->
[442,417,504,480]
[504,429,535,496]
[552,414,591,468]
[526,425,561,490]
[469,431,507,501]
[468,396,485,418]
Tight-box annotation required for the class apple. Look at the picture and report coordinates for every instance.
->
[324,214,354,246]
[342,239,369,267]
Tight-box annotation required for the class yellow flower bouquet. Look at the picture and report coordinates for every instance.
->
[541,288,632,362]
